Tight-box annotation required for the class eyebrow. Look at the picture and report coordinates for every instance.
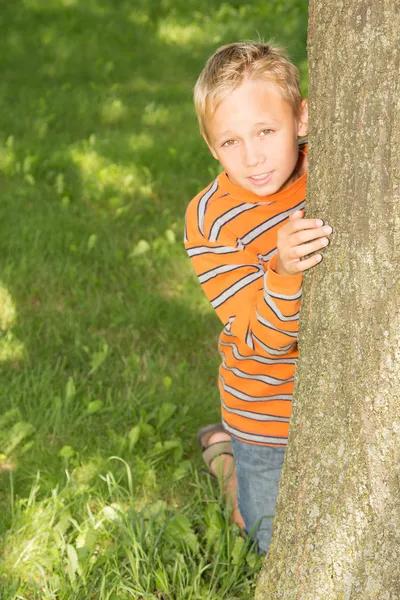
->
[254,120,280,127]
[214,120,281,142]
[214,132,235,143]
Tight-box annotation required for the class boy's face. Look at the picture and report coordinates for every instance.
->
[203,78,308,197]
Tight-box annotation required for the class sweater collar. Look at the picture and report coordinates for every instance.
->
[219,169,307,204]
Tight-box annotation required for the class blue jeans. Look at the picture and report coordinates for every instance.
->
[231,436,286,554]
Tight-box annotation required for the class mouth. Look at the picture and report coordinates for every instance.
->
[248,171,274,185]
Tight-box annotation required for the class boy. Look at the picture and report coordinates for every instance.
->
[184,42,332,554]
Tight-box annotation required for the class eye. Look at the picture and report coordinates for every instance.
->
[260,129,273,136]
[221,139,236,147]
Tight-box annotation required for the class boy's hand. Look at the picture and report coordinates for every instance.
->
[276,210,332,276]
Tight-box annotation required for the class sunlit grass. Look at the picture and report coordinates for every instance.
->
[101,97,129,125]
[0,334,24,362]
[142,102,171,126]
[1,466,262,599]
[0,284,17,330]
[70,144,152,205]
[158,20,206,46]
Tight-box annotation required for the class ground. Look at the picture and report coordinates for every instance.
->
[0,1,307,597]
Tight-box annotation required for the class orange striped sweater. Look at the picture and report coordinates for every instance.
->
[184,143,307,446]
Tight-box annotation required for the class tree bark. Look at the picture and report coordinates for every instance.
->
[256,1,400,598]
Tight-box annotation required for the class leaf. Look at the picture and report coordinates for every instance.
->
[165,229,176,243]
[59,445,75,459]
[87,234,97,250]
[205,503,223,547]
[157,402,177,428]
[131,239,150,257]
[231,535,245,565]
[4,421,35,456]
[172,460,191,482]
[102,505,120,521]
[24,173,35,186]
[246,551,263,569]
[115,205,130,217]
[65,377,76,403]
[0,408,21,429]
[166,514,199,554]
[154,568,170,593]
[89,343,108,374]
[22,156,34,174]
[55,173,65,195]
[140,422,155,438]
[107,429,127,450]
[20,440,35,456]
[54,510,72,535]
[163,375,172,390]
[142,500,168,519]
[76,528,97,552]
[86,400,103,414]
[128,425,140,450]
[66,544,79,584]
[153,439,183,461]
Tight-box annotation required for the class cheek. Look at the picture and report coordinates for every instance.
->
[221,150,240,169]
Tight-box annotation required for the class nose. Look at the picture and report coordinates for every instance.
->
[242,141,265,168]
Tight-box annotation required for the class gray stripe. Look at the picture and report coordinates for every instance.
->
[209,203,256,242]
[264,287,300,322]
[222,328,235,337]
[240,210,291,246]
[221,400,290,423]
[199,263,260,284]
[219,340,297,365]
[252,333,296,356]
[258,248,277,262]
[211,270,263,309]
[222,419,288,446]
[221,362,294,386]
[224,316,235,332]
[240,201,305,246]
[186,245,239,257]
[198,179,218,236]
[266,287,302,301]
[219,375,292,402]
[255,310,298,339]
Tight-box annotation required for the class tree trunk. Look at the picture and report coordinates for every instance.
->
[256,2,400,598]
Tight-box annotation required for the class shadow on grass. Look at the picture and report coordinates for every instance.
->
[0,0,308,512]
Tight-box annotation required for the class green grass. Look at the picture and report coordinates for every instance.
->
[0,1,308,597]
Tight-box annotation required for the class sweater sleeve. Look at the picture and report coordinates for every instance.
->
[185,236,302,357]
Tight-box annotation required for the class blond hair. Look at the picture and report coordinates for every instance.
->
[194,42,302,138]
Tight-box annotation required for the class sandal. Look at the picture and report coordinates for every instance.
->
[197,423,233,473]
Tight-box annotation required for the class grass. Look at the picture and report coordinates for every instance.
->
[0,1,308,597]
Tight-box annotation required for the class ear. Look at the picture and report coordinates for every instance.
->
[202,132,218,160]
[297,99,308,137]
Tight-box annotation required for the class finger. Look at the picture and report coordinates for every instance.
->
[292,253,323,273]
[291,225,332,246]
[290,237,329,260]
[286,217,325,233]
